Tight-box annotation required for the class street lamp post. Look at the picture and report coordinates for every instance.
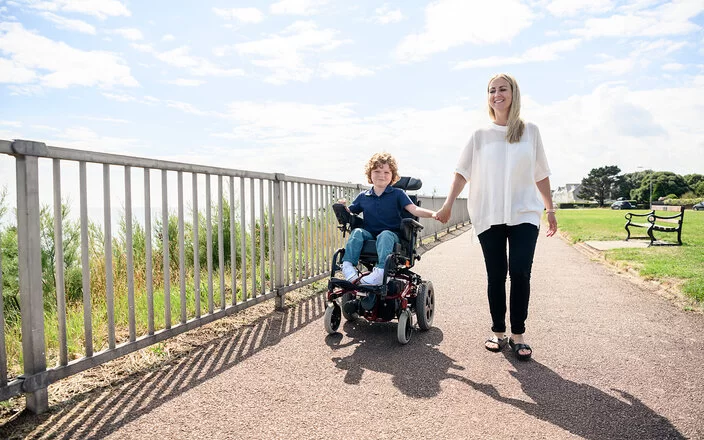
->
[649,174,653,210]
[637,166,653,209]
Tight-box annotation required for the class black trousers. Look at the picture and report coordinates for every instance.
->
[477,223,539,335]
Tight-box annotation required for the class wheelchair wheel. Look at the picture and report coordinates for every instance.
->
[341,292,359,321]
[397,309,413,345]
[415,280,435,331]
[324,303,341,334]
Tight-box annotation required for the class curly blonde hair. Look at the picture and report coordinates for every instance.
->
[365,152,400,184]
[487,73,525,144]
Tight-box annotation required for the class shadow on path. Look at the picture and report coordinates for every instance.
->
[329,321,683,439]
[327,323,464,398]
[1,292,329,440]
[454,352,684,440]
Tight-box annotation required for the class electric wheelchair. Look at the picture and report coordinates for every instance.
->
[323,177,435,344]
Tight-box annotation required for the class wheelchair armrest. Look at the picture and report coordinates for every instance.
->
[332,203,351,225]
[400,218,423,243]
[401,218,424,231]
[333,203,364,232]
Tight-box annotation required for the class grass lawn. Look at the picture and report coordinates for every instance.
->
[555,208,704,303]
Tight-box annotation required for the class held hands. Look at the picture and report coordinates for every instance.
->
[434,205,452,224]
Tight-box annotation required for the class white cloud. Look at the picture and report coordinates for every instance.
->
[110,28,143,41]
[0,22,138,90]
[11,0,130,19]
[572,0,703,38]
[8,84,45,95]
[165,100,210,116]
[526,80,704,186]
[662,63,684,71]
[157,46,207,67]
[213,7,264,24]
[615,0,663,14]
[395,0,535,62]
[232,21,351,84]
[0,120,22,127]
[167,78,206,86]
[52,127,146,154]
[101,91,135,102]
[130,43,153,52]
[202,74,704,193]
[210,100,482,191]
[371,4,405,24]
[545,0,613,17]
[134,44,245,78]
[270,0,329,16]
[0,57,39,83]
[319,61,374,78]
[454,38,581,69]
[586,57,635,75]
[586,39,687,75]
[78,115,130,124]
[39,12,96,34]
[161,34,175,42]
[101,92,161,107]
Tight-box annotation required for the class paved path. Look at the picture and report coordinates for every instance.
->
[15,230,704,439]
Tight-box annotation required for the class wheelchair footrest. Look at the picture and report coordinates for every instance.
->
[328,277,383,294]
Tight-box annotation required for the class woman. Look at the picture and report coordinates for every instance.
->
[435,73,557,361]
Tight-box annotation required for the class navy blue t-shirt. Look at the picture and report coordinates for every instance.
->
[349,186,413,237]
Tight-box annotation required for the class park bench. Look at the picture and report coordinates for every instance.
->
[624,206,684,246]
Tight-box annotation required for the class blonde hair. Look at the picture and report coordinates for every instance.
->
[365,152,400,184]
[487,73,525,144]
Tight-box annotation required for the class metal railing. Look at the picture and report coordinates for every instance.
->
[0,139,469,413]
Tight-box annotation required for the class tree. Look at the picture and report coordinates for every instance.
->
[630,171,690,203]
[683,173,704,188]
[576,165,622,206]
[615,172,645,200]
[651,172,689,200]
[695,181,704,197]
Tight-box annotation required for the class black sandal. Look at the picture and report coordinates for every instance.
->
[509,338,532,361]
[485,336,508,352]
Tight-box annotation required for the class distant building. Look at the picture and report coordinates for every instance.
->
[553,183,586,203]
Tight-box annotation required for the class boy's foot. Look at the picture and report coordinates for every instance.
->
[360,267,384,285]
[341,261,360,282]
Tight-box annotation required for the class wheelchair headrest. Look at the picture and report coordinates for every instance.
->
[393,176,422,191]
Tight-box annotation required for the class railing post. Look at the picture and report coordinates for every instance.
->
[273,174,285,310]
[12,140,49,414]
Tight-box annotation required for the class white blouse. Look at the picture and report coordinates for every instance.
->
[455,121,551,240]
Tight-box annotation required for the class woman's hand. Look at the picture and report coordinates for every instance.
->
[546,211,557,237]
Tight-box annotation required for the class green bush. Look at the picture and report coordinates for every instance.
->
[663,198,704,207]
[557,202,599,209]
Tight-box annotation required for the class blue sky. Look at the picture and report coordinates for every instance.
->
[1,0,703,196]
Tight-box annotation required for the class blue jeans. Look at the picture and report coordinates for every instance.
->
[341,229,399,269]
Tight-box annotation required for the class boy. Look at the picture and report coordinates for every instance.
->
[340,153,436,303]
